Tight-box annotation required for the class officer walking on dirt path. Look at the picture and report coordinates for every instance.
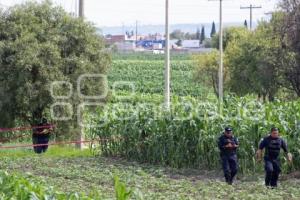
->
[256,127,292,188]
[218,127,239,185]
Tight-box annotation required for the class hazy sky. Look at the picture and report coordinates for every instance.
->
[0,0,280,27]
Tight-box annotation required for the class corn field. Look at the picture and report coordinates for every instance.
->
[0,170,131,200]
[109,60,209,97]
[87,96,300,173]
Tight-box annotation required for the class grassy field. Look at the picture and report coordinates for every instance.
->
[1,147,300,200]
[3,53,300,199]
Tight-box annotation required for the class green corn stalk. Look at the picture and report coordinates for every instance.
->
[89,95,300,173]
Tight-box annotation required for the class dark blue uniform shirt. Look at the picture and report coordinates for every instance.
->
[218,134,239,156]
[32,122,51,141]
[259,135,288,159]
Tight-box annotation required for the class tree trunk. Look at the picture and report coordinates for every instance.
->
[75,126,85,150]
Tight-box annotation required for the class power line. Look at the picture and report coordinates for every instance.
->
[135,20,138,47]
[240,4,262,30]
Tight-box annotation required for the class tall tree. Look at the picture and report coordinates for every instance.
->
[225,23,280,101]
[0,2,110,130]
[277,1,300,97]
[210,21,216,37]
[196,28,201,40]
[211,27,249,50]
[193,50,224,97]
[244,20,248,28]
[170,29,184,40]
[185,32,195,40]
[200,26,206,44]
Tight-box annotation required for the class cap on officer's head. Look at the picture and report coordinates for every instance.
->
[225,127,232,132]
[271,127,279,132]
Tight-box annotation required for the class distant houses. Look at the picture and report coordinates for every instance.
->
[136,40,165,49]
[105,33,212,53]
[105,35,126,44]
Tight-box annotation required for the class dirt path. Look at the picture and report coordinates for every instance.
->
[1,155,300,199]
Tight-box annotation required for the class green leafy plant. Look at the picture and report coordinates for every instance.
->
[0,170,135,200]
[89,95,300,173]
[114,175,132,200]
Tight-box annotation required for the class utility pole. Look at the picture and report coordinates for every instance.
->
[75,0,78,17]
[209,0,224,103]
[136,20,138,48]
[78,0,84,150]
[79,0,84,18]
[219,0,223,103]
[164,0,170,110]
[240,4,262,30]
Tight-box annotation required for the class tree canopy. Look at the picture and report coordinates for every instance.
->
[210,21,216,38]
[200,26,206,44]
[211,27,249,51]
[225,25,279,101]
[196,2,300,101]
[0,1,110,128]
[193,50,221,97]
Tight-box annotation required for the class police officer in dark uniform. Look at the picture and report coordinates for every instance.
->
[256,127,292,187]
[32,118,53,154]
[218,127,239,185]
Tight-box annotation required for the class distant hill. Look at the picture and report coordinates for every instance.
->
[97,22,255,36]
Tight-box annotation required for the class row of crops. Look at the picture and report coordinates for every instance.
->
[0,171,99,199]
[112,52,191,61]
[0,170,131,200]
[90,53,300,174]
[87,96,300,173]
[108,60,210,97]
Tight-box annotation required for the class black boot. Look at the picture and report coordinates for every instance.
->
[230,170,237,184]
[265,171,272,187]
[225,173,232,185]
[270,171,279,188]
